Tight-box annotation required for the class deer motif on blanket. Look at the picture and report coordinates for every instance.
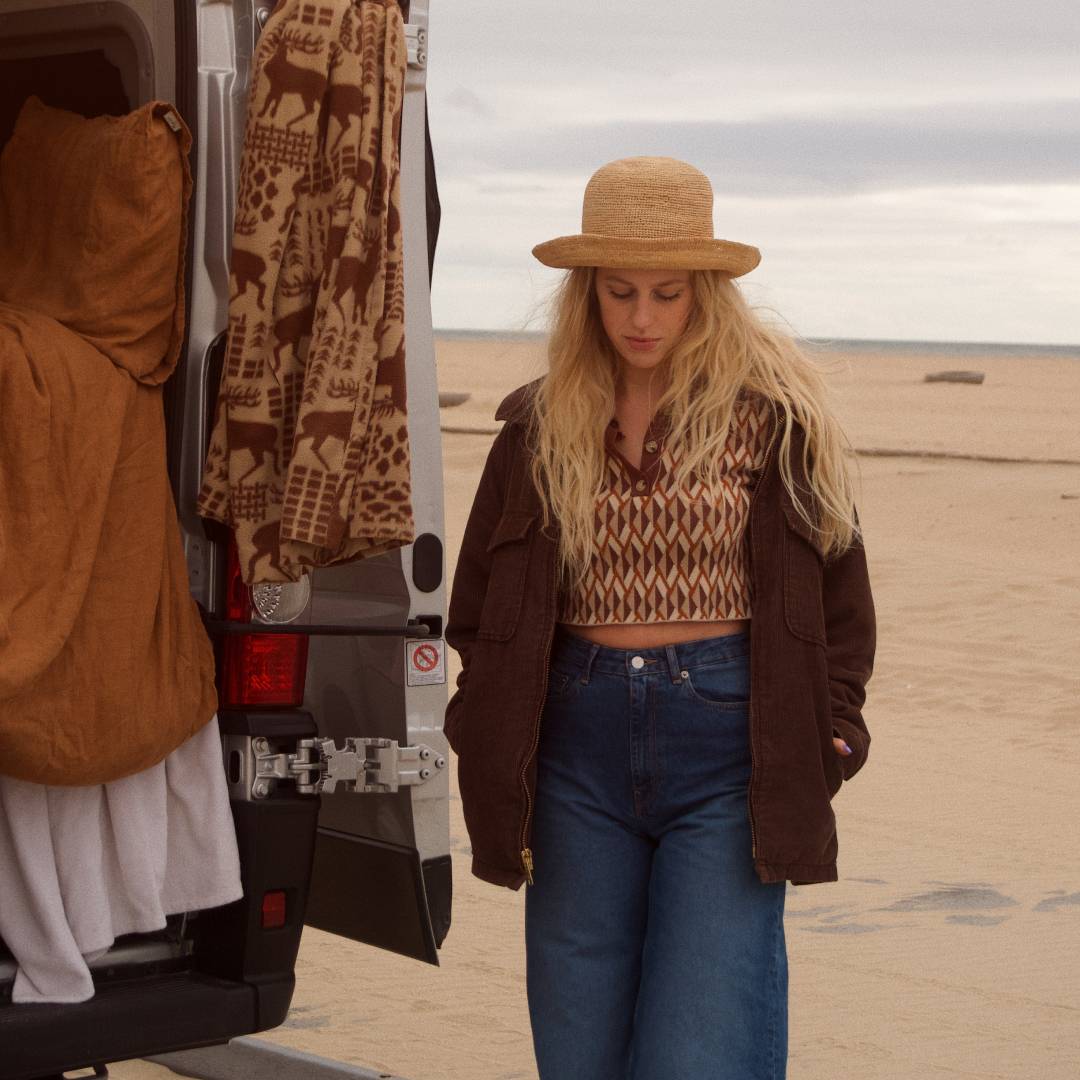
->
[197,0,412,584]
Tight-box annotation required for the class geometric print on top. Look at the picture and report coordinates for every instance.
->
[558,390,775,626]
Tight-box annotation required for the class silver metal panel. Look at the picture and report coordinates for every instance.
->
[175,1,258,606]
[181,0,451,915]
[152,1036,409,1080]
[304,0,448,866]
[0,0,173,103]
[396,0,450,869]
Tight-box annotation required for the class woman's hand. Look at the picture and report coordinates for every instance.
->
[832,736,853,756]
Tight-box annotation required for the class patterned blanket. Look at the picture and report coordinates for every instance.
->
[198,0,414,583]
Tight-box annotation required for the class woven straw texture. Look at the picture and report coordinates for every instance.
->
[533,156,760,274]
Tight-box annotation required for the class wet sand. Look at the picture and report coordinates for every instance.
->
[117,336,1080,1080]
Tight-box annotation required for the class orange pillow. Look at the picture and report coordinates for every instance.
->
[0,96,192,384]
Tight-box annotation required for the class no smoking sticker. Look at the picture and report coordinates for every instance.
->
[405,638,446,686]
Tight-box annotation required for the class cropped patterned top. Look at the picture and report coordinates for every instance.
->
[557,390,775,626]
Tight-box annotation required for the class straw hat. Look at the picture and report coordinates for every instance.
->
[532,156,760,276]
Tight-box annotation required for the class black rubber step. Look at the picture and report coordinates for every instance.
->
[0,971,263,1080]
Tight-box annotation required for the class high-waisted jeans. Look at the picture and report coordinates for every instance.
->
[524,627,788,1080]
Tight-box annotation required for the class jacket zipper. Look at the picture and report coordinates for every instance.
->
[519,542,559,885]
[745,407,781,861]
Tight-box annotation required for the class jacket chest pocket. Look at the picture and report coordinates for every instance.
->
[477,510,537,641]
[782,501,827,646]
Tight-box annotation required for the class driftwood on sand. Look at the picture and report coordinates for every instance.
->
[924,370,986,384]
[438,391,471,408]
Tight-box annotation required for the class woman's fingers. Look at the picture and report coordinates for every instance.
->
[833,736,853,755]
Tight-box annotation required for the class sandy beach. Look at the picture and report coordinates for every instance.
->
[117,334,1080,1080]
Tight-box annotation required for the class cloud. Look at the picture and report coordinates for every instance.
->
[429,99,1080,196]
[443,85,494,121]
[423,1,1080,342]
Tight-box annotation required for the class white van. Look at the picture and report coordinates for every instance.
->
[0,2,450,1075]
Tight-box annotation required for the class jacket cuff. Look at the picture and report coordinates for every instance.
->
[471,854,526,891]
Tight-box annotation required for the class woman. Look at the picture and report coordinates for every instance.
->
[445,156,876,1080]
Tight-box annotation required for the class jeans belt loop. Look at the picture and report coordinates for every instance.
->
[664,643,683,684]
[580,642,601,685]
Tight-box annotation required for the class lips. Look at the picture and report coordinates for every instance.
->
[625,337,660,350]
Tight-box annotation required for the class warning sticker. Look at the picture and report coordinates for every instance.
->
[405,638,446,686]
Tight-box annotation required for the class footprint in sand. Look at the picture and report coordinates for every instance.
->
[803,907,885,933]
[872,882,1019,915]
[793,906,891,934]
[1033,890,1080,912]
[799,882,1023,933]
[784,904,844,920]
[280,1005,331,1030]
[802,919,887,934]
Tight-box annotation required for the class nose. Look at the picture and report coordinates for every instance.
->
[630,296,655,331]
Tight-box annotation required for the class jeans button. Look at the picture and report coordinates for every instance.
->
[631,655,645,670]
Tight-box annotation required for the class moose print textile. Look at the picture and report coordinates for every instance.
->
[198,0,413,583]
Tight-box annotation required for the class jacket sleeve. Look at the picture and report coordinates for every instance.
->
[443,426,512,753]
[822,507,876,781]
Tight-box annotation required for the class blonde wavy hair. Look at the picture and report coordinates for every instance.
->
[527,266,861,589]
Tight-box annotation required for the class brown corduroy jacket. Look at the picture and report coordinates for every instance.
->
[445,381,876,890]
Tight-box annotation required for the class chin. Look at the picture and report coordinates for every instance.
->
[617,349,668,370]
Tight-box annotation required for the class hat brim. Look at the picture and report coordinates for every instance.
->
[531,234,760,276]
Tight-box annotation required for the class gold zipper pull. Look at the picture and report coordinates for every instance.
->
[521,848,534,885]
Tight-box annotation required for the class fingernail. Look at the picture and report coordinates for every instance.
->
[842,742,853,754]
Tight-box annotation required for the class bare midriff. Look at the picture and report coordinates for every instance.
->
[557,618,750,649]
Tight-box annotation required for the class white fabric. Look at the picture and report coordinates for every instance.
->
[0,715,242,1003]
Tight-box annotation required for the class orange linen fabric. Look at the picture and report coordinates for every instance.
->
[197,0,414,584]
[0,100,217,785]
[0,96,189,384]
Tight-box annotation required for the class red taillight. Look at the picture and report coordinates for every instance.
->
[219,540,309,708]
[261,890,287,929]
[222,633,308,707]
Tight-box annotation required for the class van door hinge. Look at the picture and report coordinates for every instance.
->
[247,735,445,798]
[404,24,427,68]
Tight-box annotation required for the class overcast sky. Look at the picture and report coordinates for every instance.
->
[424,0,1079,345]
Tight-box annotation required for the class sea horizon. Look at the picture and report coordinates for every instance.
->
[433,327,1079,358]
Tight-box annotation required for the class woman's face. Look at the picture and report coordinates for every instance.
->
[594,267,694,373]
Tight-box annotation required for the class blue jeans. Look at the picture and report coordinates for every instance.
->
[525,627,788,1080]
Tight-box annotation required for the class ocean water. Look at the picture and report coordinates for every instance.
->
[433,327,1079,359]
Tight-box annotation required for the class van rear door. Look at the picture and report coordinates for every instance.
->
[174,0,450,964]
[301,7,450,947]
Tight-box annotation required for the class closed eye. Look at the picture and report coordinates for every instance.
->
[607,290,684,302]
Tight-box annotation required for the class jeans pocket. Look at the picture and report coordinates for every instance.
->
[681,661,750,710]
[545,669,582,705]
